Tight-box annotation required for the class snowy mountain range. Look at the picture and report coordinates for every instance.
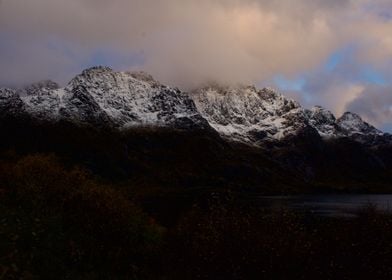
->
[0,67,210,130]
[0,66,390,146]
[192,84,388,145]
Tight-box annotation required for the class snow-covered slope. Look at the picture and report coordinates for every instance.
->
[337,112,383,136]
[304,106,341,137]
[192,85,309,143]
[192,84,387,144]
[0,88,26,117]
[0,67,210,130]
[0,67,388,146]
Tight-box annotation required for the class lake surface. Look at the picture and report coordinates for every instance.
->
[256,194,392,217]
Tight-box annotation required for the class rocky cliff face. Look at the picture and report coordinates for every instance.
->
[191,84,389,145]
[0,67,389,146]
[0,66,210,130]
[192,85,311,144]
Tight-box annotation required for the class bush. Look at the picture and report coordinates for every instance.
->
[0,154,164,279]
[3,153,392,279]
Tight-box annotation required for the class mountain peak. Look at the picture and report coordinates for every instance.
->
[81,66,114,75]
[340,111,362,121]
[305,106,338,137]
[0,67,211,130]
[0,66,389,146]
[337,111,382,136]
[17,80,60,97]
[0,88,17,98]
[307,106,336,123]
[192,83,306,143]
[127,71,160,86]
[192,82,387,144]
[0,88,25,117]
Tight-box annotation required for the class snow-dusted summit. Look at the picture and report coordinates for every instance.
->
[337,112,383,136]
[0,67,389,146]
[191,85,309,143]
[191,84,388,145]
[304,106,340,137]
[0,67,210,130]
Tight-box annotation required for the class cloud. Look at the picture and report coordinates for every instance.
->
[0,0,391,130]
[0,0,390,86]
[345,85,392,130]
[0,34,85,86]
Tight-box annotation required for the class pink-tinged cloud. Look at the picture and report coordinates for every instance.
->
[0,0,390,85]
[346,85,392,128]
[0,0,391,129]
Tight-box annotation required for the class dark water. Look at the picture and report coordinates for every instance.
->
[257,194,392,217]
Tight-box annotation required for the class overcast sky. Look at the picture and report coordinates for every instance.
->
[0,0,391,131]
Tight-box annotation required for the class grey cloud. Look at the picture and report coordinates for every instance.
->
[0,34,90,87]
[345,85,392,130]
[277,58,367,114]
[0,0,391,122]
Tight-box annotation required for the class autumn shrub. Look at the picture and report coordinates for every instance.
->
[3,153,392,279]
[0,154,164,279]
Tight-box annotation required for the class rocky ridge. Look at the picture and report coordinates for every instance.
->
[191,84,389,145]
[0,67,389,146]
[0,67,210,130]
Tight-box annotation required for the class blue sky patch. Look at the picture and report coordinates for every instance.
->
[273,75,306,92]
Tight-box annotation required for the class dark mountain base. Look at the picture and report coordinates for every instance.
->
[1,117,392,195]
[1,120,392,279]
[269,129,392,193]
[0,117,305,193]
